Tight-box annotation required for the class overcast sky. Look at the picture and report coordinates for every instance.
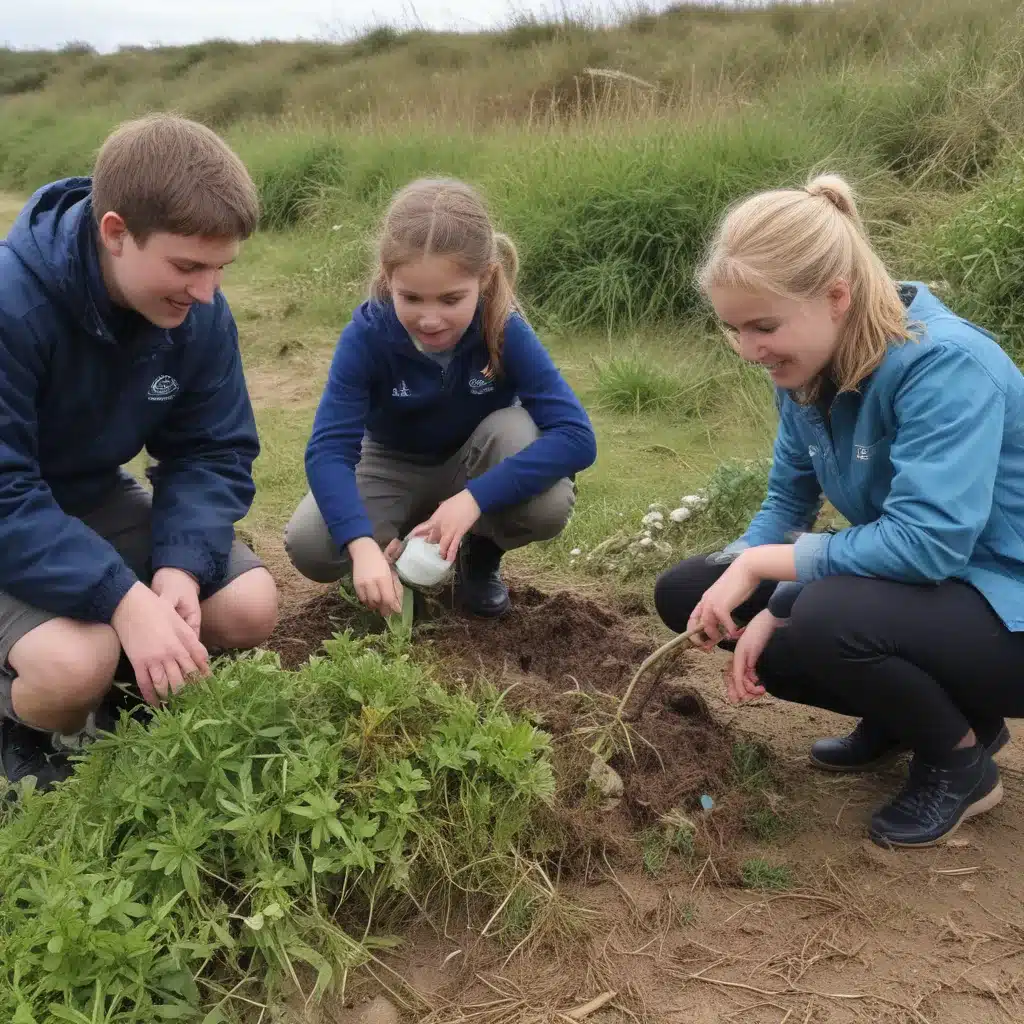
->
[4,0,681,51]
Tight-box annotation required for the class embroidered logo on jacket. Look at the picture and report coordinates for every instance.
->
[469,376,495,395]
[147,375,179,401]
[854,445,871,461]
[392,380,411,398]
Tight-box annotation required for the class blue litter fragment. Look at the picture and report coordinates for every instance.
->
[700,794,714,811]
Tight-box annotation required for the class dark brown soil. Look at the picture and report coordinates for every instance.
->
[266,582,742,851]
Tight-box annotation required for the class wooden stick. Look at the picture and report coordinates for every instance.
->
[565,991,617,1019]
[618,626,707,721]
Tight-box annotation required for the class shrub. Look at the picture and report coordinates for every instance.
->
[0,635,555,1021]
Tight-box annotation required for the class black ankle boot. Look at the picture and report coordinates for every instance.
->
[457,534,510,618]
[809,720,907,772]
[811,717,1011,773]
[0,718,74,792]
[869,746,1002,848]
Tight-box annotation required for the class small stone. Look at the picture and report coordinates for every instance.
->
[589,756,624,809]
[639,537,653,548]
[669,507,691,522]
[641,511,664,525]
[653,521,664,530]
[570,547,582,556]
[358,996,400,1024]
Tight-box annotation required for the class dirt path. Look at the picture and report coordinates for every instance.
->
[271,582,1024,1024]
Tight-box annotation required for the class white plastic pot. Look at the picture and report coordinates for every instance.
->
[394,536,454,589]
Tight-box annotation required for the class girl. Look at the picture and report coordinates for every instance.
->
[654,173,1024,849]
[285,178,596,618]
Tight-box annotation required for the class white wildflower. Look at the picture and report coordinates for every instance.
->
[331,224,342,231]
[570,547,582,556]
[639,537,653,548]
[641,511,664,526]
[669,507,691,523]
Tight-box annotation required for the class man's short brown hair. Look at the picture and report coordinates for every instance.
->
[92,113,260,242]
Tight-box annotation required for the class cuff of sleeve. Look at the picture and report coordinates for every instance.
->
[152,544,227,589]
[325,515,377,552]
[767,581,805,619]
[87,562,140,623]
[794,531,830,582]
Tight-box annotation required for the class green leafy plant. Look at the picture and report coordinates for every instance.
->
[0,635,556,1022]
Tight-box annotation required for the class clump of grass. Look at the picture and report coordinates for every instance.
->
[593,354,685,414]
[730,739,775,790]
[639,817,697,875]
[0,633,556,1022]
[744,805,790,842]
[741,858,794,891]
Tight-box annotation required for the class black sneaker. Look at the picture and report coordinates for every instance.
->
[810,717,1011,773]
[456,534,511,618]
[0,718,74,793]
[869,748,1003,848]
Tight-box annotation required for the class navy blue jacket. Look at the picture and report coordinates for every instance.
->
[0,178,259,622]
[306,299,597,548]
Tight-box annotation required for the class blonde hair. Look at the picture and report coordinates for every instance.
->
[92,113,259,242]
[369,178,519,376]
[697,173,911,401]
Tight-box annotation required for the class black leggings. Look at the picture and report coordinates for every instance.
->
[654,555,1024,761]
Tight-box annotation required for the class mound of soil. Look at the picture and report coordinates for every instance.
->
[267,582,741,848]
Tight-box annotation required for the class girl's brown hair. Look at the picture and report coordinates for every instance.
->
[697,173,912,401]
[369,178,519,376]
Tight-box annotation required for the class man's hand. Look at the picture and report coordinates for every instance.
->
[111,582,211,706]
[349,537,403,616]
[410,489,481,562]
[151,567,202,636]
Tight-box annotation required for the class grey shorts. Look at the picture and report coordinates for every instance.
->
[0,476,263,714]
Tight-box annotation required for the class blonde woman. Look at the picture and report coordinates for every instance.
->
[655,174,1024,849]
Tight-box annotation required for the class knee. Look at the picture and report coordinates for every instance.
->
[10,621,120,707]
[284,507,344,584]
[654,556,713,634]
[522,483,574,543]
[204,568,279,650]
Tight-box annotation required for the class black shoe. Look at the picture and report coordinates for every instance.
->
[0,718,74,792]
[809,720,908,772]
[810,717,1011,773]
[869,748,1003,848]
[457,535,510,618]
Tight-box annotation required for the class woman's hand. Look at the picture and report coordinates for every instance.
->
[727,609,781,704]
[687,551,763,644]
[688,545,798,646]
[410,489,481,561]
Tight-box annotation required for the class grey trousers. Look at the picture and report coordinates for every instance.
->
[285,407,576,583]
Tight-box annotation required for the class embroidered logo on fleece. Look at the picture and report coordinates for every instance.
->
[469,376,495,395]
[147,375,179,402]
[392,380,411,398]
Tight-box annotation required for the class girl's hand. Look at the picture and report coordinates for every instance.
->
[727,609,781,704]
[410,490,481,561]
[687,551,763,644]
[349,537,403,616]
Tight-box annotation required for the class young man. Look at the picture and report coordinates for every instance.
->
[0,114,278,789]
